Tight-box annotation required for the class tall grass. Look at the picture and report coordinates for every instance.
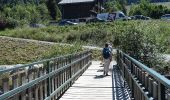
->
[0,21,169,53]
[0,37,82,65]
[0,20,170,73]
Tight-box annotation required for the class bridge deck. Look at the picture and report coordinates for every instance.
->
[60,61,131,100]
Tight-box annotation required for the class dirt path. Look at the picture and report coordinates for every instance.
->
[1,36,169,61]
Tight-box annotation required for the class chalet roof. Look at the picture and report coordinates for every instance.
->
[58,0,95,4]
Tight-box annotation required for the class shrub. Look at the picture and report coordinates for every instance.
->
[113,21,166,70]
[0,4,50,28]
[129,0,170,19]
[103,0,127,14]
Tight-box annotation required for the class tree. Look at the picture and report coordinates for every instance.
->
[46,0,57,20]
[114,23,164,68]
[129,0,170,19]
[103,0,127,14]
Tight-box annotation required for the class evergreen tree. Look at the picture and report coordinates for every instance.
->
[46,0,57,20]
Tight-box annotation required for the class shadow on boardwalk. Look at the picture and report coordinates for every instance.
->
[112,65,131,100]
[60,61,131,100]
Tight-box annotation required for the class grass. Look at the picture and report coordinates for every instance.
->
[0,37,82,65]
[0,20,169,53]
[0,37,82,88]
[0,20,169,74]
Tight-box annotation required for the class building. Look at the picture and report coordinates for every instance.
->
[58,0,103,21]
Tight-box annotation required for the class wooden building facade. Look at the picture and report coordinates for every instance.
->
[58,0,103,20]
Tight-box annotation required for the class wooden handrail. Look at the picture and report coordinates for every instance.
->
[0,50,92,100]
[117,50,170,100]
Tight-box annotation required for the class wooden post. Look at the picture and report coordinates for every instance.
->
[139,69,142,82]
[131,78,134,99]
[148,78,153,97]
[167,93,170,100]
[21,72,26,100]
[46,61,51,97]
[44,68,48,98]
[153,81,158,100]
[12,74,19,100]
[144,74,148,90]
[69,55,72,86]
[3,78,9,93]
[135,66,137,76]
[158,82,165,100]
[39,67,44,100]
[33,68,39,100]
[141,72,145,85]
[56,75,59,98]
[51,77,54,100]
[54,75,58,99]
[28,69,33,100]
[130,61,133,74]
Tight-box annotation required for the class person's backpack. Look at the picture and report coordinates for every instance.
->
[103,48,111,59]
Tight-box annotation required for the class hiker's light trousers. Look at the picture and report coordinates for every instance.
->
[104,58,110,74]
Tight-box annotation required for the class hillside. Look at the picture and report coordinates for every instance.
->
[0,36,82,65]
[0,21,169,52]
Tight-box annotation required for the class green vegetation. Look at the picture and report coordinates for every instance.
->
[1,20,169,72]
[0,21,169,52]
[103,0,127,14]
[154,2,170,9]
[0,0,61,29]
[0,0,170,73]
[0,4,50,29]
[129,0,170,19]
[0,37,82,65]
[46,0,61,20]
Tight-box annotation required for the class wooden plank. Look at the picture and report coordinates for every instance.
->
[60,61,130,100]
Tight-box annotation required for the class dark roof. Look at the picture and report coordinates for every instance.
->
[58,0,95,4]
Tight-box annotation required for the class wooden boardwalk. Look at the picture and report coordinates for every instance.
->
[60,61,131,100]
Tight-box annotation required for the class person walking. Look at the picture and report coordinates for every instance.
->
[108,43,113,61]
[102,43,111,76]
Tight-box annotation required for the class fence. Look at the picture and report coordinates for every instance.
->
[117,50,170,100]
[0,50,92,100]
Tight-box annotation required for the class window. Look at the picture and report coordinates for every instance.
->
[119,13,125,17]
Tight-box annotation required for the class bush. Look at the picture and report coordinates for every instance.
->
[0,4,50,28]
[129,0,170,19]
[113,21,166,70]
[103,0,127,14]
[0,17,19,30]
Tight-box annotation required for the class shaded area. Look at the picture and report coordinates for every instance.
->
[60,61,131,100]
[112,65,131,100]
[60,61,113,100]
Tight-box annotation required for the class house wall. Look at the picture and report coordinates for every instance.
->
[61,2,95,19]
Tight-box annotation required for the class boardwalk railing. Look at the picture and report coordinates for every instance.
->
[0,50,92,100]
[117,50,170,100]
